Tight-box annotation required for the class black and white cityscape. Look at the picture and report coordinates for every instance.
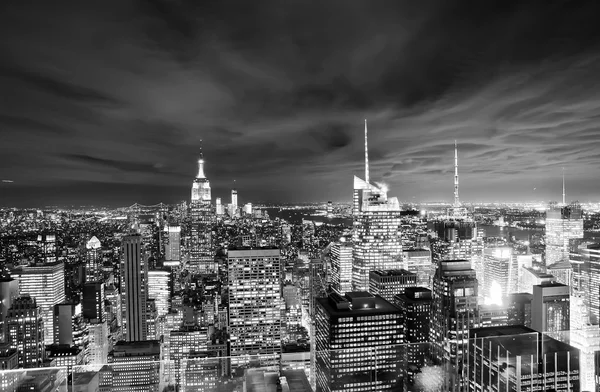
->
[3,1,600,392]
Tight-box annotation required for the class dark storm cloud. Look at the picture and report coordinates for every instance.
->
[2,0,600,206]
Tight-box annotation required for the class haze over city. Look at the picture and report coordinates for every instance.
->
[2,1,600,206]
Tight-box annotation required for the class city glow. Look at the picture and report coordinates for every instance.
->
[485,281,503,306]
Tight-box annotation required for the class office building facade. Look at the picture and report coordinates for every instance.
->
[6,296,45,368]
[368,269,418,302]
[531,282,570,333]
[315,292,402,392]
[227,248,282,371]
[11,262,66,345]
[330,239,353,295]
[121,234,148,342]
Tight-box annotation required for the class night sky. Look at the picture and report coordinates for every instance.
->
[2,1,600,207]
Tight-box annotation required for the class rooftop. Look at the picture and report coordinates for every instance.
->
[317,292,400,318]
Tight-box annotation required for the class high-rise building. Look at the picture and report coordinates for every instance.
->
[37,234,57,264]
[329,239,353,295]
[402,248,434,288]
[519,267,555,294]
[0,278,19,343]
[85,236,102,283]
[107,340,161,392]
[393,287,432,389]
[190,142,211,204]
[164,225,181,264]
[368,269,418,301]
[570,243,600,324]
[351,121,403,291]
[190,143,215,273]
[215,197,223,216]
[83,281,105,323]
[88,321,109,365]
[243,203,252,215]
[545,201,583,271]
[231,188,238,212]
[482,247,516,302]
[53,302,85,347]
[315,292,402,392]
[531,282,570,333]
[6,296,45,368]
[148,270,171,317]
[469,325,580,392]
[189,199,215,273]
[11,262,66,345]
[430,259,478,387]
[506,292,533,327]
[121,234,148,342]
[168,327,209,384]
[228,248,282,372]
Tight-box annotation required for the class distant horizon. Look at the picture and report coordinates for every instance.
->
[1,196,597,211]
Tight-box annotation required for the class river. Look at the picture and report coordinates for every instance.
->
[262,208,600,242]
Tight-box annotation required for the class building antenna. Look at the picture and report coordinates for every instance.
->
[364,119,370,185]
[562,167,566,205]
[454,140,460,207]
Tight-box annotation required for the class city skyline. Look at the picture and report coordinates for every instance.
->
[3,2,600,206]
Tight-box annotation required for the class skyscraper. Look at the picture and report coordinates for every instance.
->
[393,287,432,389]
[6,296,45,368]
[83,281,105,323]
[227,248,282,372]
[352,120,403,291]
[0,278,18,343]
[315,292,402,392]
[189,143,215,273]
[107,340,161,392]
[329,238,353,295]
[148,270,171,317]
[190,141,211,204]
[231,187,238,211]
[215,197,223,216]
[164,225,181,265]
[545,201,583,272]
[482,247,516,303]
[85,236,102,283]
[531,282,570,333]
[37,234,57,264]
[11,262,66,345]
[121,234,148,342]
[430,259,478,387]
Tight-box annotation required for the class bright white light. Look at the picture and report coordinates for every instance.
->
[415,365,445,391]
[374,181,389,194]
[485,280,503,306]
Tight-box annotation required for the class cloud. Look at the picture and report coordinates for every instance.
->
[2,0,600,206]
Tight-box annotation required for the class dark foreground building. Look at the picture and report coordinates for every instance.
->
[468,326,580,392]
[315,292,402,392]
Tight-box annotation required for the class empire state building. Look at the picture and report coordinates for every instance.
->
[191,143,211,203]
[189,142,215,272]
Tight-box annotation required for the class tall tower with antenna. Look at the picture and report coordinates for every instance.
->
[189,140,215,272]
[351,119,402,291]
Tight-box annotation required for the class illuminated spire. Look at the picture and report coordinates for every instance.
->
[454,140,460,207]
[562,167,566,205]
[364,119,370,185]
[196,140,206,179]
